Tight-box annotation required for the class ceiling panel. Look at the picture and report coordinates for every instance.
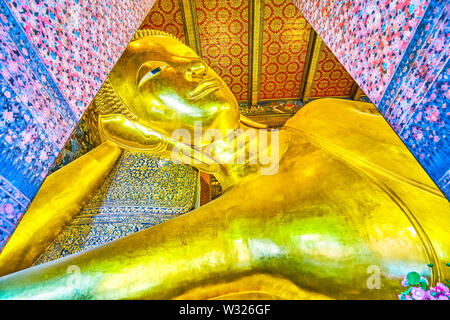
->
[310,44,354,98]
[259,0,311,100]
[138,0,358,104]
[195,0,249,101]
[139,0,185,44]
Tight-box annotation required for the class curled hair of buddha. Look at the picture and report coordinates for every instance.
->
[93,29,181,118]
[93,77,137,120]
[132,29,181,43]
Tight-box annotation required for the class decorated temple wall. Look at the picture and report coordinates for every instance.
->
[259,0,311,100]
[139,0,186,44]
[310,44,354,98]
[195,0,250,102]
[48,104,101,173]
[292,0,449,197]
[1,0,448,251]
[0,0,156,249]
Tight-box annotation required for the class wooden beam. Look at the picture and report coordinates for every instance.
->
[354,89,363,101]
[350,81,358,98]
[248,0,264,106]
[300,30,322,103]
[179,0,202,56]
[351,82,363,101]
[298,28,315,100]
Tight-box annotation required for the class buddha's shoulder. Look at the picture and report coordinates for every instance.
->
[281,98,441,197]
[285,98,382,133]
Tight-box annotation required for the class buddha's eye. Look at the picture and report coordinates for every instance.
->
[137,62,168,88]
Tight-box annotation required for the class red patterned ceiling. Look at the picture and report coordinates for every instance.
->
[311,44,355,98]
[195,0,249,102]
[139,0,185,44]
[139,0,357,103]
[259,0,311,100]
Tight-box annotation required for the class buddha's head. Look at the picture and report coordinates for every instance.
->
[94,30,245,149]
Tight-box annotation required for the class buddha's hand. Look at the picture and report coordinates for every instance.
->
[98,114,168,152]
[98,114,221,173]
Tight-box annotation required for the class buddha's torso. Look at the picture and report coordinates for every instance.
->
[200,99,449,299]
[160,99,449,299]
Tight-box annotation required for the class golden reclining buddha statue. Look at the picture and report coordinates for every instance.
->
[0,30,448,300]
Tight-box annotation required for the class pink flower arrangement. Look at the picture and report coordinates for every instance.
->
[398,269,450,300]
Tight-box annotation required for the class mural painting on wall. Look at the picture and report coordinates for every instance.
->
[293,0,430,103]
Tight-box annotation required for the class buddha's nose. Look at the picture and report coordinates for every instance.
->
[185,59,207,81]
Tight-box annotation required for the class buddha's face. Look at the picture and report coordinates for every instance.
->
[107,34,240,147]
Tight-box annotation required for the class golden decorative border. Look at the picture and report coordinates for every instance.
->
[352,85,364,101]
[179,0,202,56]
[300,30,322,103]
[248,0,264,106]
[298,27,316,99]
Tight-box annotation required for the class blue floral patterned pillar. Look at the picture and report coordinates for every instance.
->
[0,0,155,249]
[293,0,449,198]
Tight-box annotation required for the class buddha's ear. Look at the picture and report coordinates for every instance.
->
[98,114,168,152]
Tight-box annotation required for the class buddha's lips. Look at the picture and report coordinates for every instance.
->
[188,79,221,100]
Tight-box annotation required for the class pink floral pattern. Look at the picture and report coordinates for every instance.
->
[399,271,450,300]
[0,0,155,249]
[292,0,428,104]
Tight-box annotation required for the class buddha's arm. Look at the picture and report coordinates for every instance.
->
[0,187,338,300]
[0,142,122,277]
